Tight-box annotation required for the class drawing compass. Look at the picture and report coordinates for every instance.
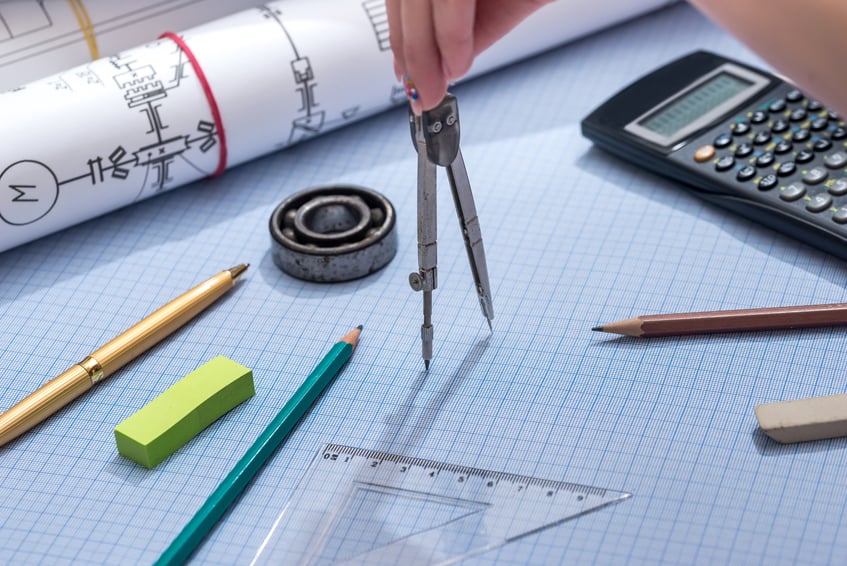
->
[408,94,494,369]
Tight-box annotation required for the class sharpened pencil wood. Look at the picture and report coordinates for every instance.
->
[592,318,644,337]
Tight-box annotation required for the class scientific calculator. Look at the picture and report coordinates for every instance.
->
[581,50,847,261]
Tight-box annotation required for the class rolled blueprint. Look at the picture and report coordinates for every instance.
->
[0,0,676,253]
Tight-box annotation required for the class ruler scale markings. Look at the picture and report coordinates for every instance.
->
[325,444,608,494]
[251,444,631,565]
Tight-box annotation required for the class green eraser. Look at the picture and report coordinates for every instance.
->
[114,356,255,469]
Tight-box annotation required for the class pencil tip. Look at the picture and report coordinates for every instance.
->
[356,324,363,331]
[228,264,249,280]
[424,360,430,371]
[341,325,363,347]
[592,326,603,332]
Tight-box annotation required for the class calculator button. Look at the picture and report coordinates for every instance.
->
[771,119,789,133]
[828,178,847,196]
[790,108,808,122]
[715,155,735,171]
[694,145,715,163]
[755,152,775,167]
[806,194,833,213]
[831,127,847,140]
[795,150,815,164]
[828,111,840,121]
[714,133,732,148]
[803,167,828,185]
[774,140,793,154]
[814,139,833,152]
[731,121,751,135]
[833,208,847,224]
[758,174,778,190]
[753,131,772,145]
[807,100,824,112]
[824,152,847,169]
[777,161,797,177]
[786,89,804,102]
[735,143,754,158]
[769,99,787,113]
[737,166,756,181]
[792,129,811,142]
[781,183,806,201]
[751,111,768,124]
[811,117,829,131]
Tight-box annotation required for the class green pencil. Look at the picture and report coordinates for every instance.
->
[155,325,363,566]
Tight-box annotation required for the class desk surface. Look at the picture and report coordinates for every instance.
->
[4,3,847,564]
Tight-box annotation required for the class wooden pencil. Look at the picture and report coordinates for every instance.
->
[592,302,847,337]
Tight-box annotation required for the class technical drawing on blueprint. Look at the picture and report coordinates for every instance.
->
[0,0,675,253]
[0,0,262,90]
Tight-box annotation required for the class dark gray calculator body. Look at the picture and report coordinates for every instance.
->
[581,50,847,260]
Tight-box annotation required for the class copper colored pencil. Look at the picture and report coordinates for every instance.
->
[592,302,847,337]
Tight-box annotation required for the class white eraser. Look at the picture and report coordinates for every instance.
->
[755,392,847,443]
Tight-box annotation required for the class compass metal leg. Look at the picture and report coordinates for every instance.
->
[446,150,494,324]
[408,114,437,369]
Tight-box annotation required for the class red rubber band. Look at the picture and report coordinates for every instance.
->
[159,31,227,177]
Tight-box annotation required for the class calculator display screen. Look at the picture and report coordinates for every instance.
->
[639,73,752,137]
[624,63,771,148]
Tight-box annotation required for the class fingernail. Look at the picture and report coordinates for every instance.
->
[403,75,419,102]
[403,75,423,114]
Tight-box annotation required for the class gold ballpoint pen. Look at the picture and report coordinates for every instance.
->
[0,264,248,447]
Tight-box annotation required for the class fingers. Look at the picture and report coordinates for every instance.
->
[385,0,404,80]
[473,0,553,54]
[432,0,476,82]
[389,0,543,113]
[398,1,446,112]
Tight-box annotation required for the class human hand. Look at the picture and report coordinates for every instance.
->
[386,0,552,113]
[690,0,847,116]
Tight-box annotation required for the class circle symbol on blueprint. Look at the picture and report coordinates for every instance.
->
[270,184,397,282]
[0,160,59,225]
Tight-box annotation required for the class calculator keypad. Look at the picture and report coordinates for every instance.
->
[689,86,847,228]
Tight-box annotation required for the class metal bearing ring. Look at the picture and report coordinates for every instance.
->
[269,184,397,282]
